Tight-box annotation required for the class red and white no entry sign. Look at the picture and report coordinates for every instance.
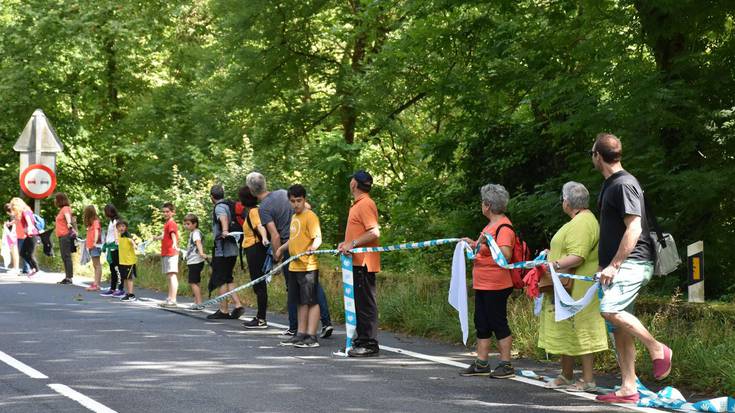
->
[19,164,57,199]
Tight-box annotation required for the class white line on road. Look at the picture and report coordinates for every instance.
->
[0,350,48,379]
[48,384,118,413]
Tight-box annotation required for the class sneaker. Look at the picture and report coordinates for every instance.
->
[459,360,492,376]
[243,318,268,329]
[489,362,515,379]
[347,346,379,358]
[229,306,245,319]
[58,278,73,285]
[86,284,100,292]
[280,333,306,346]
[99,289,115,297]
[112,290,125,297]
[188,305,203,311]
[158,300,177,308]
[294,336,320,348]
[120,294,137,302]
[206,310,230,320]
[319,324,334,339]
[280,329,296,337]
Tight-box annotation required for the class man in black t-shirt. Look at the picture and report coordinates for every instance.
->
[591,133,672,404]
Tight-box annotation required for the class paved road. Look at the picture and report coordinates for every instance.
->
[0,270,643,412]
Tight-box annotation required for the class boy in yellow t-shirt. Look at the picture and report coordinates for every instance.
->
[116,220,138,302]
[276,184,322,348]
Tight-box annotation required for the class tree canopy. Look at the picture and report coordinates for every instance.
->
[1,0,733,297]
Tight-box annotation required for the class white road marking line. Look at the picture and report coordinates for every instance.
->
[0,350,48,379]
[126,293,668,413]
[48,384,118,413]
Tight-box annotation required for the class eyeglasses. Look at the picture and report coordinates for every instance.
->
[559,195,565,204]
[588,149,596,156]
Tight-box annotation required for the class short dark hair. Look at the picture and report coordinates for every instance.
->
[594,133,623,163]
[162,202,175,212]
[210,184,225,201]
[183,213,199,227]
[287,184,307,199]
[238,186,258,208]
[116,219,128,228]
[54,192,70,208]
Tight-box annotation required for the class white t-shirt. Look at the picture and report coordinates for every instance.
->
[186,229,205,265]
[104,219,118,245]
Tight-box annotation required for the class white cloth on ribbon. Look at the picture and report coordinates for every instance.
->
[79,246,91,266]
[550,266,599,321]
[449,241,470,345]
[1,224,12,267]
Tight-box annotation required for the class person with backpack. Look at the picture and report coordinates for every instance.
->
[459,184,516,379]
[238,186,270,329]
[206,185,246,320]
[10,198,39,276]
[246,172,333,338]
[591,133,670,404]
[537,182,607,392]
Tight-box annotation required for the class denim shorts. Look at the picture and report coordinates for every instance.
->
[599,260,653,314]
[89,247,102,258]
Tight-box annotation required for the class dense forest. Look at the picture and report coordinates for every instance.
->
[1,1,733,298]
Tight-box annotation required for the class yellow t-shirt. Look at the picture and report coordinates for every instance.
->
[242,207,262,249]
[288,210,321,272]
[118,235,138,266]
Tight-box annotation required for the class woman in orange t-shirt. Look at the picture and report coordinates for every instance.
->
[55,192,75,284]
[460,184,516,379]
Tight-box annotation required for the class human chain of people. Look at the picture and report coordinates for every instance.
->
[3,133,733,412]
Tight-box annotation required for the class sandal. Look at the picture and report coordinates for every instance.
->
[567,379,597,392]
[545,374,573,389]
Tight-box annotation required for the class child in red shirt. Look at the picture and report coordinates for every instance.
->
[156,202,179,307]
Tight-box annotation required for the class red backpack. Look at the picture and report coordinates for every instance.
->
[495,224,532,289]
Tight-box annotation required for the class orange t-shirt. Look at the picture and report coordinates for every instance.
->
[344,193,381,272]
[56,206,72,237]
[472,216,515,291]
[86,219,101,249]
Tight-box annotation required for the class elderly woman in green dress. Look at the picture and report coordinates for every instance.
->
[539,181,608,391]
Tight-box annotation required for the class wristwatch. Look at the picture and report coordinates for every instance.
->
[351,240,358,248]
[553,261,561,271]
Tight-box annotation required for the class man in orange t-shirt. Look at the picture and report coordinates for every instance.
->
[338,170,381,357]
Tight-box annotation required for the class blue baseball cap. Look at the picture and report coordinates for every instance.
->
[351,170,373,188]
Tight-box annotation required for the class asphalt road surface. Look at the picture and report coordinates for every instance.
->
[0,269,655,413]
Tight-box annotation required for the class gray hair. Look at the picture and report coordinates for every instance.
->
[246,172,267,196]
[562,181,589,209]
[480,184,509,214]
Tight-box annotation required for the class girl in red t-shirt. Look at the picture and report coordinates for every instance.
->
[9,198,39,275]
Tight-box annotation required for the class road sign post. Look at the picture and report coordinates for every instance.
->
[687,241,704,303]
[13,109,64,214]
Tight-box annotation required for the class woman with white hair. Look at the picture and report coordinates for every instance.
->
[539,181,608,391]
[460,184,517,379]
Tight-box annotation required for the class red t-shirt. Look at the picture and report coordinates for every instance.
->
[56,206,72,237]
[15,217,25,240]
[472,216,515,291]
[161,219,179,257]
[86,219,101,249]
